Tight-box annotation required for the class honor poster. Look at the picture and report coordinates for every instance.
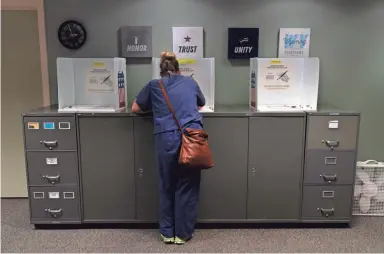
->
[278,28,311,58]
[172,27,203,59]
[228,28,259,59]
[119,26,152,58]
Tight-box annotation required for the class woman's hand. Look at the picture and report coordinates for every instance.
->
[131,99,142,113]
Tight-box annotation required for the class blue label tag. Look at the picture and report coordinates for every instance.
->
[43,122,55,130]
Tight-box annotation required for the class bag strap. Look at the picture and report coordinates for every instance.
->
[159,79,182,131]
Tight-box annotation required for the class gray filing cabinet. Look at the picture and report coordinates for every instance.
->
[133,117,159,221]
[22,106,360,226]
[132,116,250,222]
[22,114,81,224]
[302,112,360,222]
[248,115,305,221]
[78,115,136,222]
[198,117,248,221]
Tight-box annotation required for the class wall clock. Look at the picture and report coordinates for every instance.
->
[58,20,87,50]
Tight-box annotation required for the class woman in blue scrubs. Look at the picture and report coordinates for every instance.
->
[132,52,206,245]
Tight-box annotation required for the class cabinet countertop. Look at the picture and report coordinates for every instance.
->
[22,104,360,117]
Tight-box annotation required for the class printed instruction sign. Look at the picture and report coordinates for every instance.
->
[278,28,311,57]
[173,27,203,59]
[179,60,202,86]
[258,60,297,90]
[86,67,114,92]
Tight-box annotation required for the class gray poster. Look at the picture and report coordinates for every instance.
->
[119,26,152,58]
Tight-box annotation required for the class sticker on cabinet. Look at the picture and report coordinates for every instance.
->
[28,122,39,130]
[43,122,55,130]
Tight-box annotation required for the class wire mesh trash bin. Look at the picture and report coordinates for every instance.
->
[353,160,384,216]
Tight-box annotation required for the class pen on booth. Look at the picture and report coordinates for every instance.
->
[101,75,111,84]
[277,71,287,80]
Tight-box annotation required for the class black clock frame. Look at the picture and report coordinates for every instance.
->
[57,20,87,50]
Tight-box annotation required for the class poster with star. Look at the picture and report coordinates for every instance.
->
[172,27,203,59]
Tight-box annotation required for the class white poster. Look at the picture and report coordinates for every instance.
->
[278,28,311,58]
[172,27,203,59]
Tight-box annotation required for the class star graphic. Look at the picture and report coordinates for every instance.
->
[184,35,191,42]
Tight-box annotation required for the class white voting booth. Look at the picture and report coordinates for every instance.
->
[250,57,320,112]
[57,57,127,112]
[152,58,215,112]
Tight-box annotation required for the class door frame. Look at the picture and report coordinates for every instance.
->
[2,0,50,106]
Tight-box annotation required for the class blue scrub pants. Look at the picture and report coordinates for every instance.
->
[154,123,202,239]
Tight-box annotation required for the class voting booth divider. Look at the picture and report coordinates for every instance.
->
[57,58,127,112]
[250,58,319,112]
[152,57,215,112]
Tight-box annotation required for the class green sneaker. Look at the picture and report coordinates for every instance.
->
[174,236,192,245]
[161,234,174,244]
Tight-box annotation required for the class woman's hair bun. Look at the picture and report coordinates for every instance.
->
[160,51,176,60]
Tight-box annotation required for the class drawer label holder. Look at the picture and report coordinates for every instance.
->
[33,192,44,199]
[59,122,71,130]
[63,192,75,199]
[48,192,60,199]
[46,158,58,165]
[324,157,337,165]
[322,190,335,198]
[43,122,55,130]
[328,120,339,129]
[28,122,39,130]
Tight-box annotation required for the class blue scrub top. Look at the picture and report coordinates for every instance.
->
[135,74,206,134]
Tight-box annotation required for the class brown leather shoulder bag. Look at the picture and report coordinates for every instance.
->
[159,79,214,169]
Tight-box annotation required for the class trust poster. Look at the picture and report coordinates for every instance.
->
[172,27,203,59]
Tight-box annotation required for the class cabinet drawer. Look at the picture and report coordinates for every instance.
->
[24,117,77,151]
[29,186,80,223]
[304,150,356,185]
[306,115,359,150]
[302,186,353,220]
[26,151,78,186]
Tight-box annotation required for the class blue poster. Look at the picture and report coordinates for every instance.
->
[228,28,259,59]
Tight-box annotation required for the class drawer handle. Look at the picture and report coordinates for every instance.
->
[40,140,58,150]
[322,140,339,150]
[320,174,337,183]
[42,174,60,184]
[317,208,334,217]
[45,208,63,218]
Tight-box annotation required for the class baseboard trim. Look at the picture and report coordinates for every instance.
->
[1,197,28,199]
